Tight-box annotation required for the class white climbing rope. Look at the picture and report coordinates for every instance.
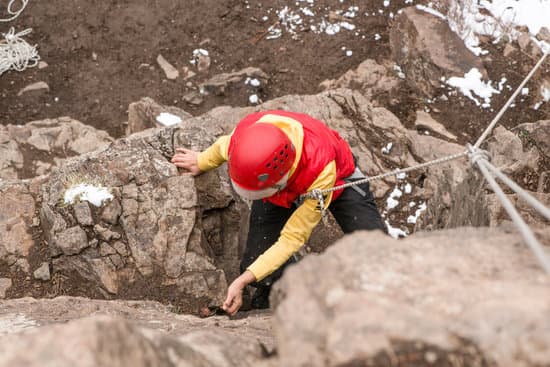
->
[474,51,548,148]
[469,147,550,275]
[480,158,550,221]
[303,150,469,201]
[0,0,28,22]
[301,52,550,276]
[0,27,40,75]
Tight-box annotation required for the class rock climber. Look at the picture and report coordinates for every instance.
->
[171,110,385,315]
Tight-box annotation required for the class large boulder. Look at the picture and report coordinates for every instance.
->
[0,313,270,367]
[0,117,113,179]
[126,97,192,135]
[0,296,274,350]
[417,120,549,231]
[319,59,401,100]
[271,228,550,367]
[390,7,487,97]
[0,124,248,312]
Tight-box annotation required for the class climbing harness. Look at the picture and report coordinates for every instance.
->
[304,51,550,275]
[0,0,28,22]
[0,27,39,75]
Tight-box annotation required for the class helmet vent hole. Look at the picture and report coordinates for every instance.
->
[266,163,271,168]
[274,165,278,169]
[279,150,284,155]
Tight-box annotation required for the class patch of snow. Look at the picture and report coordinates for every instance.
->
[396,172,407,180]
[345,50,353,57]
[249,94,259,104]
[192,49,209,57]
[301,7,314,16]
[381,142,393,154]
[374,33,381,41]
[64,183,113,207]
[343,6,359,18]
[245,77,261,87]
[404,183,412,194]
[446,68,499,108]
[498,77,507,91]
[383,0,390,7]
[156,112,182,126]
[393,64,405,79]
[386,187,403,210]
[407,202,427,224]
[521,88,529,96]
[385,220,407,238]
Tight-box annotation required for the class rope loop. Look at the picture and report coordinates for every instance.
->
[0,27,40,76]
[467,144,491,167]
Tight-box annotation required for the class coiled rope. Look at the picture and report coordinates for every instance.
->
[0,27,39,75]
[0,0,28,22]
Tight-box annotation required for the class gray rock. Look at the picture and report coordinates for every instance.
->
[518,32,543,59]
[0,278,11,298]
[390,7,487,97]
[0,296,274,345]
[100,199,122,224]
[99,242,116,256]
[33,262,51,281]
[319,59,400,99]
[54,226,89,255]
[112,241,128,257]
[537,26,550,43]
[414,110,457,141]
[199,67,268,96]
[17,81,50,97]
[272,228,550,367]
[0,181,37,270]
[156,54,179,80]
[126,97,192,135]
[73,201,93,226]
[0,297,274,365]
[0,118,112,180]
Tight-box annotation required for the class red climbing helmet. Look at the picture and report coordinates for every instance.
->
[228,123,296,191]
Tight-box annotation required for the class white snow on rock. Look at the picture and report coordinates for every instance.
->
[64,183,113,207]
[156,112,182,126]
[381,142,393,154]
[446,68,499,108]
[404,183,412,194]
[407,202,427,224]
[385,220,407,239]
[245,77,261,87]
[249,94,259,104]
[386,187,403,210]
[192,49,209,57]
[447,0,549,55]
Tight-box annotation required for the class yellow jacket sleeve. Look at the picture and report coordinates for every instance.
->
[247,160,337,281]
[197,135,231,172]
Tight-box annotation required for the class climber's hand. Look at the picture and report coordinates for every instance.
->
[171,148,202,176]
[223,270,256,316]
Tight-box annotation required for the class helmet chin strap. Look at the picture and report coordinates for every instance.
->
[232,173,289,201]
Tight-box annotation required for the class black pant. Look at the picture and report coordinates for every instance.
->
[240,180,385,288]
